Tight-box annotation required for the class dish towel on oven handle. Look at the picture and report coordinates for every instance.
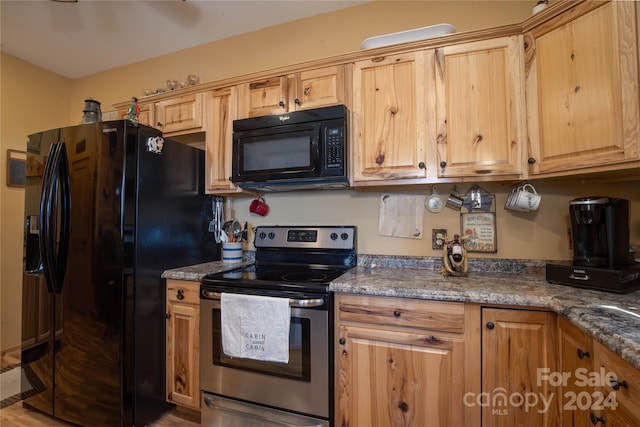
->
[221,293,291,363]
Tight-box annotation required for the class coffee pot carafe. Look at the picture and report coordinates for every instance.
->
[570,197,629,268]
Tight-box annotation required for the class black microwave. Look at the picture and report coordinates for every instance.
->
[231,105,348,192]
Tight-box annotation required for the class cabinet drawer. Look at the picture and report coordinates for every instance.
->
[337,294,464,333]
[594,341,640,423]
[167,280,200,305]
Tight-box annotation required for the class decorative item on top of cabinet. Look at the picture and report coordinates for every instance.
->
[481,307,558,427]
[434,36,526,179]
[237,65,349,119]
[351,50,431,185]
[335,294,481,427]
[118,101,153,127]
[525,0,640,177]
[166,279,200,409]
[591,338,640,426]
[557,316,593,427]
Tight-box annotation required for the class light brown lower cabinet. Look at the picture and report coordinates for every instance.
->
[166,279,200,409]
[591,339,640,426]
[335,294,481,427]
[481,307,558,427]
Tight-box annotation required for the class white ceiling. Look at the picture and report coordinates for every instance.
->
[0,0,368,79]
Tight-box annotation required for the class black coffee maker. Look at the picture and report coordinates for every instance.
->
[569,196,629,268]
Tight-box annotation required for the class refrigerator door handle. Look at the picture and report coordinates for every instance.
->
[38,142,71,295]
[39,143,59,294]
[54,143,71,294]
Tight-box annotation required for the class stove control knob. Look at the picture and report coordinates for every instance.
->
[268,232,276,240]
[330,232,338,240]
[259,232,266,239]
[341,232,349,241]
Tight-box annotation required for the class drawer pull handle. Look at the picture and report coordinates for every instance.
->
[577,349,590,359]
[176,289,184,300]
[589,412,605,425]
[609,377,628,390]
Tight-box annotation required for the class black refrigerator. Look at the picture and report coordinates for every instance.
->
[21,120,219,426]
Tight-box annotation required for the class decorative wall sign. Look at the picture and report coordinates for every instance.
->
[6,150,26,188]
[460,212,497,253]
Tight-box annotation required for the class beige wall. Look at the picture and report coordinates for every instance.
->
[1,1,638,357]
[1,53,72,355]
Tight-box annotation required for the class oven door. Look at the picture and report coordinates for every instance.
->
[200,289,331,419]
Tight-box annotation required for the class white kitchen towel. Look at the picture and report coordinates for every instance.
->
[221,293,291,363]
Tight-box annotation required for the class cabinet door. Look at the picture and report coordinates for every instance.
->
[290,65,349,111]
[337,324,465,427]
[526,1,640,175]
[558,316,593,427]
[592,340,640,425]
[166,280,200,409]
[205,87,242,194]
[118,103,154,127]
[238,76,288,118]
[155,93,203,135]
[435,36,525,178]
[352,51,430,183]
[482,308,558,427]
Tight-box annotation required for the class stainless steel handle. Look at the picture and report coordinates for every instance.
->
[201,290,325,308]
[569,273,590,281]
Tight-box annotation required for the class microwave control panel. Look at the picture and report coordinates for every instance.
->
[324,126,344,169]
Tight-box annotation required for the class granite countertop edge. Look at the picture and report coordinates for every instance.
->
[162,255,640,370]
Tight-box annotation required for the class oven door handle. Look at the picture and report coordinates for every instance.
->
[201,290,325,308]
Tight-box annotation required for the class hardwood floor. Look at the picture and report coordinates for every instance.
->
[0,402,200,426]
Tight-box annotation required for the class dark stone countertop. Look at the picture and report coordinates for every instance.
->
[162,255,640,370]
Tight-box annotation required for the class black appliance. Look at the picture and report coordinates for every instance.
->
[546,196,639,293]
[569,197,629,268]
[200,225,357,426]
[231,105,349,192]
[21,120,219,427]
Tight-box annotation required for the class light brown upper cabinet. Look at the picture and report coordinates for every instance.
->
[204,87,242,194]
[351,50,431,185]
[525,1,640,176]
[154,93,204,136]
[237,65,350,118]
[434,36,526,179]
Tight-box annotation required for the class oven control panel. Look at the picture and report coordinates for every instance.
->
[254,226,356,250]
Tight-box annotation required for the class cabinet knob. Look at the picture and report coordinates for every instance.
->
[278,101,285,108]
[393,310,401,317]
[156,122,163,127]
[165,313,171,319]
[590,412,605,425]
[418,162,425,169]
[486,322,495,330]
[176,289,184,300]
[339,338,346,345]
[439,161,447,169]
[577,349,591,359]
[294,98,301,105]
[527,157,536,164]
[609,377,628,390]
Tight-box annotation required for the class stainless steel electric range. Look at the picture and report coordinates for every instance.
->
[200,225,356,427]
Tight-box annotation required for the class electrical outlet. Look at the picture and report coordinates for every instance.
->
[432,229,447,250]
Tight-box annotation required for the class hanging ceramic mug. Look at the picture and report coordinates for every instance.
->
[505,184,541,212]
[250,196,269,216]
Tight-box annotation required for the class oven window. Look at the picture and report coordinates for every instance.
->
[241,132,313,172]
[212,310,311,381]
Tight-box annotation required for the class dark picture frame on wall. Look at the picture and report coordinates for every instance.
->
[6,149,26,188]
